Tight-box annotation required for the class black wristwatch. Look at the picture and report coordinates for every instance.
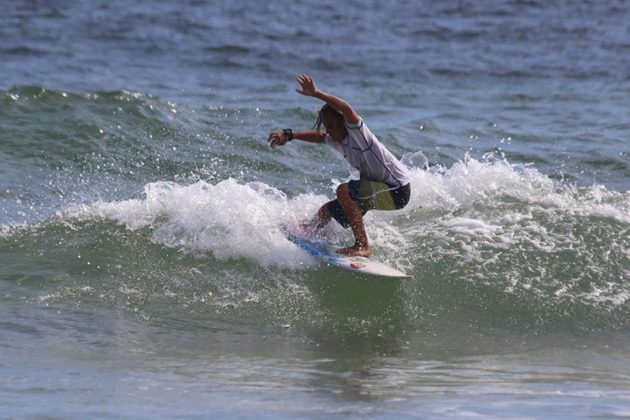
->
[282,128,293,142]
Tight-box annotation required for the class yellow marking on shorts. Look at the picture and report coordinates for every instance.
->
[357,180,397,211]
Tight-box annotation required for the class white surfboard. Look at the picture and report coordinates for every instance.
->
[286,231,410,278]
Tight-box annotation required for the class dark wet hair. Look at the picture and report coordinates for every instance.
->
[313,103,344,132]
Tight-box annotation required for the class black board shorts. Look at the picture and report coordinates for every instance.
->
[325,179,411,228]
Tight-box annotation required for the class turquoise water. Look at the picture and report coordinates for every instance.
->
[1,0,629,417]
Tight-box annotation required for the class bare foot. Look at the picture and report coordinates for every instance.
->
[336,244,372,257]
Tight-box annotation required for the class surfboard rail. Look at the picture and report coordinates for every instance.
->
[286,231,410,279]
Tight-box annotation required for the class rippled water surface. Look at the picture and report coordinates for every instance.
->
[1,0,629,417]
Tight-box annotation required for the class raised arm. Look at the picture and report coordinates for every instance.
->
[296,75,361,125]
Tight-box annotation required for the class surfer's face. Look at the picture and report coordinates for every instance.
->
[322,114,346,141]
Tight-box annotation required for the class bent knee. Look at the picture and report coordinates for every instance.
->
[336,183,350,199]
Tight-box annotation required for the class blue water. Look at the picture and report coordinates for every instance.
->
[1,0,629,417]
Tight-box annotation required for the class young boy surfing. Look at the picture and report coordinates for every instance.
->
[269,75,411,257]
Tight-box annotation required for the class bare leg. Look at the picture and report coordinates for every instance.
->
[315,204,332,227]
[335,183,371,257]
[297,204,332,237]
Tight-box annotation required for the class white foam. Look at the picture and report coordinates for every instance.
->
[389,152,630,226]
[385,152,630,305]
[58,153,629,281]
[64,179,328,267]
[61,176,418,268]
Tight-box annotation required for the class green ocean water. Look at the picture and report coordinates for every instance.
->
[2,86,629,417]
[2,0,630,417]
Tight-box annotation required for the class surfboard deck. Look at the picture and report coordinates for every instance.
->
[286,230,410,279]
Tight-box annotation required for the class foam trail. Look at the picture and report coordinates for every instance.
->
[58,153,629,284]
[63,179,330,267]
[387,152,630,307]
[394,152,629,223]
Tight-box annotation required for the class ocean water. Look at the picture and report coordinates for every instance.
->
[1,0,629,417]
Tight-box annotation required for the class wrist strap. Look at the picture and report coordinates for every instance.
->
[282,128,293,141]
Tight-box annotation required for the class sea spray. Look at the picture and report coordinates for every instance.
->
[29,154,623,329]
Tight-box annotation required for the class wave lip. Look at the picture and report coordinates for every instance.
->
[1,153,629,333]
[62,179,320,268]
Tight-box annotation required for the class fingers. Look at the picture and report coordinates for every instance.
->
[298,75,314,87]
[296,74,315,94]
[267,132,285,148]
[268,133,278,148]
[295,75,307,95]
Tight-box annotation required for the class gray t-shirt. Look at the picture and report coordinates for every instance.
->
[324,120,411,187]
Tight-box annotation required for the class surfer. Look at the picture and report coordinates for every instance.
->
[268,75,411,257]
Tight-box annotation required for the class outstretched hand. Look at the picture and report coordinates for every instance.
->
[295,74,318,97]
[268,131,288,148]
